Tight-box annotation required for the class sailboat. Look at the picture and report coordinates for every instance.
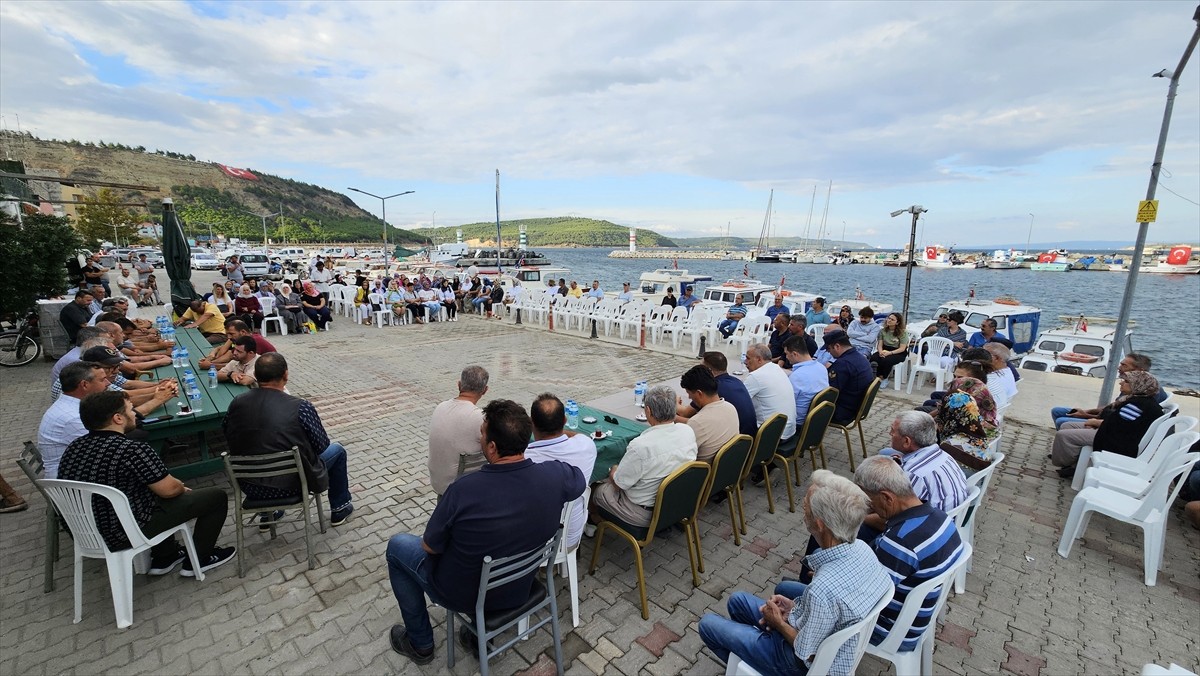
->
[752,190,782,262]
[810,181,835,264]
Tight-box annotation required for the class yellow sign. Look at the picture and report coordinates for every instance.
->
[1137,200,1158,223]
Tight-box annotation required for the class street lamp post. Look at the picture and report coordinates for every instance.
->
[890,205,928,324]
[1024,213,1035,254]
[348,188,415,270]
[240,209,281,248]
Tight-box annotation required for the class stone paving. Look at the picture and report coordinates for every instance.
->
[1,304,1198,675]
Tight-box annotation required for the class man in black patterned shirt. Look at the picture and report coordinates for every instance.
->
[58,391,235,577]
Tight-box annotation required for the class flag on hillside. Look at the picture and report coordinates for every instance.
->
[216,164,260,181]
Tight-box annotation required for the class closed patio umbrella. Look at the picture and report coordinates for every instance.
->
[162,198,199,315]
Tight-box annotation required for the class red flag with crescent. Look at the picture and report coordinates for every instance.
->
[779,276,786,288]
[1167,246,1192,265]
[217,164,259,181]
[1037,252,1056,263]
[673,258,678,270]
[925,246,937,260]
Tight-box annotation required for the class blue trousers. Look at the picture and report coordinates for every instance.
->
[386,533,449,651]
[1050,406,1086,430]
[699,591,809,675]
[718,319,740,339]
[319,443,351,512]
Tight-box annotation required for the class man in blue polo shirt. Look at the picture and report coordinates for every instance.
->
[385,399,586,665]
[678,286,701,312]
[717,293,748,339]
[824,329,874,425]
[784,335,829,425]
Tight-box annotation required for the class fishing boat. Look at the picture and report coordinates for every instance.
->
[428,242,469,265]
[1029,251,1072,272]
[753,288,821,317]
[1019,315,1132,379]
[1142,245,1199,274]
[631,268,713,301]
[986,250,1021,269]
[907,293,1042,355]
[698,278,779,309]
[457,248,554,268]
[495,264,573,290]
[917,245,970,269]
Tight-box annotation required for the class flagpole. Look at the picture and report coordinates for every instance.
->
[495,170,502,274]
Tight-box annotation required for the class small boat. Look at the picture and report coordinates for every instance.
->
[457,248,554,268]
[697,278,779,309]
[428,242,469,265]
[918,245,972,269]
[1019,315,1132,378]
[1142,245,1199,274]
[1029,251,1071,272]
[495,265,573,290]
[753,288,821,317]
[986,249,1021,269]
[907,295,1042,355]
[631,268,714,301]
[827,287,894,319]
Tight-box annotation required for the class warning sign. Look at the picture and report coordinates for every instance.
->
[1137,200,1158,223]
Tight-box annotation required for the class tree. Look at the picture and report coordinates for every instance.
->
[0,212,83,316]
[74,188,143,247]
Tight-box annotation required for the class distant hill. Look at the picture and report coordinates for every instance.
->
[1,132,425,245]
[671,235,875,250]
[413,217,678,248]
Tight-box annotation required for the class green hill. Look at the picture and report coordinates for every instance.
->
[413,217,677,248]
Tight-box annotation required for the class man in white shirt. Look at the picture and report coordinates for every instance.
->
[983,342,1018,412]
[526,394,597,549]
[309,261,333,298]
[427,366,489,495]
[590,385,698,527]
[616,282,635,303]
[38,362,111,478]
[743,344,797,442]
[679,365,740,463]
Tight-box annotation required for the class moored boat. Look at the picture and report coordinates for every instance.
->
[631,268,714,301]
[986,249,1021,269]
[1029,251,1071,272]
[1142,245,1199,274]
[907,294,1042,354]
[697,278,779,310]
[1019,315,1132,378]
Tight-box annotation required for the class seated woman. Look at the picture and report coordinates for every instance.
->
[933,376,1000,462]
[935,310,969,365]
[385,280,407,322]
[847,306,881,356]
[870,312,910,383]
[274,283,305,333]
[835,304,853,329]
[233,284,264,331]
[354,279,372,325]
[483,282,505,318]
[920,355,992,411]
[439,280,458,321]
[662,286,677,307]
[1050,371,1164,478]
[300,281,332,331]
[206,283,235,321]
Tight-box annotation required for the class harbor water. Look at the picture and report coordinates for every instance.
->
[541,248,1200,389]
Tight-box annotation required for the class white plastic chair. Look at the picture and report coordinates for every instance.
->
[341,286,361,318]
[1071,408,1188,490]
[954,452,1004,593]
[39,479,206,629]
[556,485,591,628]
[1057,452,1198,586]
[258,295,287,336]
[676,307,711,350]
[615,300,651,340]
[806,323,827,338]
[326,284,348,315]
[864,543,973,676]
[1141,664,1199,676]
[369,293,395,328]
[907,337,954,394]
[569,297,599,331]
[891,352,912,391]
[727,315,773,354]
[1082,432,1199,498]
[656,306,689,345]
[724,582,894,676]
[553,296,579,329]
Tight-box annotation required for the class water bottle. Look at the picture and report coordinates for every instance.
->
[740,351,747,367]
[180,346,190,365]
[183,370,196,395]
[634,381,647,408]
[188,384,203,413]
[566,400,579,430]
[171,345,181,367]
[208,366,218,388]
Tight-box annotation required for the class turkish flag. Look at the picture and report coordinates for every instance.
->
[1167,246,1192,265]
[217,164,260,181]
[925,246,937,260]
[1037,252,1056,263]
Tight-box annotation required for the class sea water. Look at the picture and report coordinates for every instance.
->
[543,248,1200,389]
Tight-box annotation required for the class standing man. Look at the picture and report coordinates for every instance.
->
[59,290,95,345]
[217,336,260,387]
[82,253,110,295]
[223,353,354,526]
[824,329,874,425]
[717,293,748,339]
[224,255,245,287]
[590,386,697,527]
[679,366,741,463]
[526,394,597,549]
[59,390,235,576]
[309,260,333,299]
[385,400,585,665]
[134,253,155,285]
[428,366,488,496]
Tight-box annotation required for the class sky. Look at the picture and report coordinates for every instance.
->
[2,0,1198,248]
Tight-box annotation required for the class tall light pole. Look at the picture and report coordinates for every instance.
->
[240,209,281,248]
[890,205,928,324]
[1100,4,1200,406]
[348,187,415,270]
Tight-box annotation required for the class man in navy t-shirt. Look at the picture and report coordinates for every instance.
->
[385,399,586,665]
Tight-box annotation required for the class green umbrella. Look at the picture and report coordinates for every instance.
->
[162,198,199,313]
[392,245,419,259]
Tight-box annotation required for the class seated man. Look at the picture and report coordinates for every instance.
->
[847,307,881,356]
[199,319,275,370]
[764,295,788,320]
[877,411,969,518]
[784,335,830,426]
[983,343,1018,408]
[717,293,748,339]
[58,390,235,576]
[39,361,112,478]
[175,298,228,344]
[218,336,260,387]
[117,267,154,306]
[526,394,597,549]
[59,290,95,345]
[585,280,605,300]
[616,282,635,303]
[784,315,820,366]
[93,320,171,373]
[679,365,740,463]
[678,285,701,311]
[80,346,176,409]
[591,385,698,527]
[824,330,874,425]
[428,366,489,497]
[678,352,757,439]
[223,353,354,525]
[385,400,585,664]
[812,323,840,367]
[967,317,1014,349]
[767,312,792,364]
[699,469,892,674]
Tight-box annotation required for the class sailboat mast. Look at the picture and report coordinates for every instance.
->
[817,180,832,251]
[756,190,774,256]
[802,184,817,250]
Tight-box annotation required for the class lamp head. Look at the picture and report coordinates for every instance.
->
[1152,68,1174,78]
[890,209,906,218]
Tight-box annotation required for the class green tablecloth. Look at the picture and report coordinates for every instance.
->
[576,404,648,482]
[141,328,246,478]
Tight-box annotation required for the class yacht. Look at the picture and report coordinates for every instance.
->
[697,279,779,310]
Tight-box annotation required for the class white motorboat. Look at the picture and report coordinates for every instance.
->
[917,245,971,269]
[698,278,779,310]
[907,294,1042,355]
[631,268,713,301]
[1142,245,1199,274]
[496,265,573,291]
[987,249,1025,270]
[1019,315,1132,379]
[753,288,821,317]
[428,242,469,265]
[828,293,894,318]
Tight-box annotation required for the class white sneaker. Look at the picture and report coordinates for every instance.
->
[584,524,597,538]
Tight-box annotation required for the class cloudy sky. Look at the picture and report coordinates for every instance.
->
[2,0,1198,247]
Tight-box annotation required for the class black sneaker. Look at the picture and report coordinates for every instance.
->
[457,625,492,656]
[258,510,284,532]
[390,625,435,665]
[180,546,236,577]
[148,546,187,575]
[330,504,354,527]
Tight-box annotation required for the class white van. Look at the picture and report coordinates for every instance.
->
[321,246,356,259]
[273,247,307,263]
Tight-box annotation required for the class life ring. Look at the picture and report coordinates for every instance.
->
[776,290,791,297]
[994,296,1020,305]
[1060,352,1099,364]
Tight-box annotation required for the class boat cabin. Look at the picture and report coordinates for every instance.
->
[1018,317,1133,379]
[754,289,820,317]
[635,269,713,299]
[698,279,779,308]
[907,297,1042,354]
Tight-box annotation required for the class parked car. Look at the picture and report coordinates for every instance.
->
[227,252,272,280]
[190,252,221,270]
[131,248,164,267]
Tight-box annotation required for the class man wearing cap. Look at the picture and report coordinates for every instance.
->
[824,329,874,425]
[77,346,176,408]
[717,293,748,339]
[678,286,700,312]
[921,313,949,339]
[616,282,635,303]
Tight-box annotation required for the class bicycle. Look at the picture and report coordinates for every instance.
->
[0,311,42,367]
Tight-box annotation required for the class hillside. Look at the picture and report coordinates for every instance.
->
[413,217,678,248]
[1,132,425,245]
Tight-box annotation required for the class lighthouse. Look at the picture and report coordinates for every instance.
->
[629,227,636,253]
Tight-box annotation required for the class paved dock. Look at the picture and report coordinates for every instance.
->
[1,307,1197,675]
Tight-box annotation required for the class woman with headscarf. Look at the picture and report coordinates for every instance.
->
[274,283,305,334]
[385,280,407,322]
[835,304,853,329]
[933,376,1000,461]
[234,283,264,331]
[439,279,458,321]
[1050,371,1164,477]
[301,281,332,331]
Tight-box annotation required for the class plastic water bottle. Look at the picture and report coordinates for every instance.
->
[183,370,196,395]
[634,381,647,408]
[179,346,190,366]
[566,400,579,430]
[188,384,203,413]
[740,351,747,366]
[208,366,218,388]
[171,346,181,367]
